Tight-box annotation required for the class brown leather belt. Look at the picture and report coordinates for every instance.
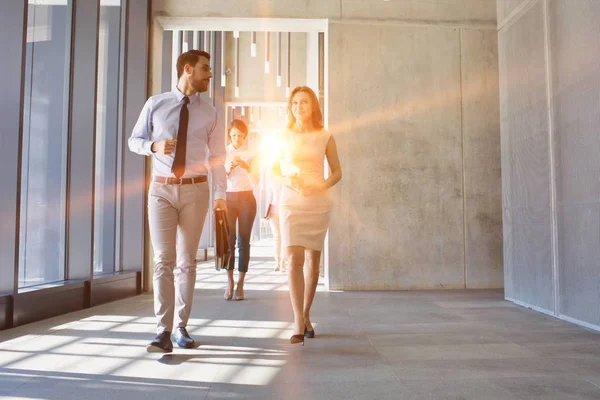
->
[152,176,207,185]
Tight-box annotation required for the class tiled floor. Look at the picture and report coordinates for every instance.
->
[1,241,600,399]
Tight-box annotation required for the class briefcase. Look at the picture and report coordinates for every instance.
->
[214,209,230,271]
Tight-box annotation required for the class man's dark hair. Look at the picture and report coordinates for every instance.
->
[176,50,210,79]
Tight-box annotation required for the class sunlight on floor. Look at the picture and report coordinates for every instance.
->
[0,239,317,389]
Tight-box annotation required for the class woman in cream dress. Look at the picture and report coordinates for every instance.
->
[275,86,342,345]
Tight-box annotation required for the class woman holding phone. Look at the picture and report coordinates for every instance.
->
[224,119,258,301]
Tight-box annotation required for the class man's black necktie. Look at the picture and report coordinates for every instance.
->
[172,96,189,178]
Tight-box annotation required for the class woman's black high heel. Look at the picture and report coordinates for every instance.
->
[304,325,315,339]
[290,334,305,346]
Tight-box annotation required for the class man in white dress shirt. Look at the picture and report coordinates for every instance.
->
[129,50,227,353]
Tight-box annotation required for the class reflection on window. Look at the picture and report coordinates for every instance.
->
[19,1,72,288]
[94,0,122,275]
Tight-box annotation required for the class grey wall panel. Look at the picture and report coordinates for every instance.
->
[328,23,465,290]
[499,0,553,311]
[341,0,496,24]
[121,0,149,272]
[558,205,600,324]
[549,0,600,326]
[461,28,503,288]
[0,0,26,294]
[553,84,600,206]
[501,206,515,299]
[68,0,99,280]
[504,128,550,210]
[503,208,553,310]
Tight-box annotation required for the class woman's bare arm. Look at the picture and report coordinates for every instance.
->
[324,135,342,189]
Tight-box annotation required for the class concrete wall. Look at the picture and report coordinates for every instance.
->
[460,29,503,288]
[498,0,600,330]
[151,0,503,290]
[328,23,501,290]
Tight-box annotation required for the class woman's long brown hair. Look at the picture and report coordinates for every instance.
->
[286,86,323,130]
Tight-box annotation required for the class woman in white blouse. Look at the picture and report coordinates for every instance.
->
[224,120,258,301]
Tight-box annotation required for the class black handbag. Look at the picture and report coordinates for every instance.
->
[214,209,230,271]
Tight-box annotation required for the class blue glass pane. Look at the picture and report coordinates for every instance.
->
[19,1,72,288]
[94,0,122,275]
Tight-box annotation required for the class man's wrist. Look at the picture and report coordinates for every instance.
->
[214,192,226,201]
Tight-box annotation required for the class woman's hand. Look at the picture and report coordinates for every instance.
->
[227,160,239,171]
[234,156,251,171]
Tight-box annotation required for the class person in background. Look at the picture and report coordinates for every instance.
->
[265,167,286,273]
[224,119,259,301]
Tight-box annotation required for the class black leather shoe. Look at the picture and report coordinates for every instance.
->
[146,331,173,353]
[173,327,195,348]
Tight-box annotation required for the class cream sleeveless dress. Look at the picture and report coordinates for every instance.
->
[278,128,332,251]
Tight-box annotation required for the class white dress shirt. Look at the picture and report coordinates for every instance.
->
[128,89,227,200]
[226,143,256,192]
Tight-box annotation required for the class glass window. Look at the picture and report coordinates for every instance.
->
[94,0,122,275]
[19,0,73,288]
